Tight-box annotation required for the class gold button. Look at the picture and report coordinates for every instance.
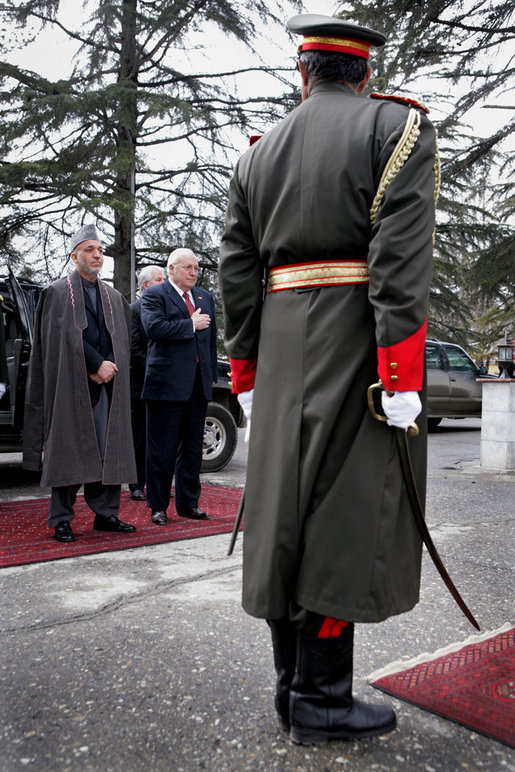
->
[391,375,399,382]
[390,362,398,369]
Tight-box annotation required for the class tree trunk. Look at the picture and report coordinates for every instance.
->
[112,0,138,300]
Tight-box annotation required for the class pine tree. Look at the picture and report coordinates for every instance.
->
[335,0,515,358]
[0,0,300,298]
[2,1,513,357]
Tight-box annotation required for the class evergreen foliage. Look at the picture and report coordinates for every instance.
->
[335,0,514,358]
[0,0,513,359]
[0,0,300,297]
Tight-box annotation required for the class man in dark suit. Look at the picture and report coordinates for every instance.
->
[141,248,217,525]
[129,265,166,501]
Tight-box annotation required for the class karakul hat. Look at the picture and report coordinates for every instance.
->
[288,14,386,60]
[69,224,103,254]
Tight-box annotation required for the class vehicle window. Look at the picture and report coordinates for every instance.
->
[425,344,444,370]
[0,302,10,409]
[445,346,477,373]
[1,303,18,355]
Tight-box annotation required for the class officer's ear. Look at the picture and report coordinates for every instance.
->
[356,66,373,93]
[298,58,312,101]
[298,59,309,86]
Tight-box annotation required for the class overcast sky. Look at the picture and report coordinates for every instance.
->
[6,0,513,147]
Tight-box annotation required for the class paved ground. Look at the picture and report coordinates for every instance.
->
[0,420,513,771]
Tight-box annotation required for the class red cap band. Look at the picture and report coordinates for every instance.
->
[300,35,372,59]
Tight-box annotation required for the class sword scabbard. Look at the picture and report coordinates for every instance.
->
[227,489,245,556]
[367,380,480,630]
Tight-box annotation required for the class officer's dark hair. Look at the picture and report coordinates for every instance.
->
[299,50,368,86]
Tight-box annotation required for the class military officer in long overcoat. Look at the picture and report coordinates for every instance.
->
[23,224,137,542]
[219,14,438,744]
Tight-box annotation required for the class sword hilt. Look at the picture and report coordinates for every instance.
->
[367,381,419,437]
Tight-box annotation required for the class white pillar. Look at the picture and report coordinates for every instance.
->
[479,379,515,470]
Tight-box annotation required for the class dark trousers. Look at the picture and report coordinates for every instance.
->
[146,369,207,513]
[49,481,121,528]
[129,396,146,491]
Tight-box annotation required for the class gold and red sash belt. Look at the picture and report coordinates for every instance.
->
[268,260,369,292]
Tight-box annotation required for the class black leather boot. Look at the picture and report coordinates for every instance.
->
[289,624,396,744]
[268,618,297,731]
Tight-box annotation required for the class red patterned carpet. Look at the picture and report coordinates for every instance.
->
[0,484,242,568]
[371,625,514,747]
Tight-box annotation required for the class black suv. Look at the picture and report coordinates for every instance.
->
[0,274,41,451]
[0,274,244,471]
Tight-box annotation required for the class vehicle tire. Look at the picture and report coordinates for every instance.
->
[201,402,238,472]
[427,417,442,431]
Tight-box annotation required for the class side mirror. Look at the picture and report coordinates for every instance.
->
[478,365,488,376]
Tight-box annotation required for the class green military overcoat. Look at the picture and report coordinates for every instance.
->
[219,82,438,623]
[23,269,136,487]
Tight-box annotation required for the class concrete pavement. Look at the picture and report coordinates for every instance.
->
[0,420,513,771]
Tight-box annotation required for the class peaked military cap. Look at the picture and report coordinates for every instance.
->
[69,223,103,253]
[288,14,386,60]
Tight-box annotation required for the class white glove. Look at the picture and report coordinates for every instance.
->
[381,390,421,431]
[237,389,254,443]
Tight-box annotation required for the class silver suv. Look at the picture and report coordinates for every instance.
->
[426,339,493,430]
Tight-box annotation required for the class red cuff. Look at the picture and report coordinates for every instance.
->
[229,357,257,393]
[377,320,427,391]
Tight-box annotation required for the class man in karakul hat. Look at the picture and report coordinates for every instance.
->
[219,14,438,743]
[23,222,138,542]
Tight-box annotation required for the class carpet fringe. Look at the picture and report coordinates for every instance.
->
[367,621,514,683]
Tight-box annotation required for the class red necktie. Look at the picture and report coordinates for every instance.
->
[183,292,195,316]
[183,292,199,361]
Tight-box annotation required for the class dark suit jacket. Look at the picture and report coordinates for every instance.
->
[130,299,148,398]
[140,281,217,401]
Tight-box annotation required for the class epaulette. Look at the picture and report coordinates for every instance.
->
[370,92,430,114]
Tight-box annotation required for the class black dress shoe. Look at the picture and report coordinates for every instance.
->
[93,515,136,533]
[55,521,75,542]
[130,488,146,501]
[151,510,168,525]
[177,507,210,521]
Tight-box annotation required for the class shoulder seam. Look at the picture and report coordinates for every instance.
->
[370,92,430,114]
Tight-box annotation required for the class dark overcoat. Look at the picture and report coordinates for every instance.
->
[219,83,438,623]
[130,298,147,398]
[23,269,136,487]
